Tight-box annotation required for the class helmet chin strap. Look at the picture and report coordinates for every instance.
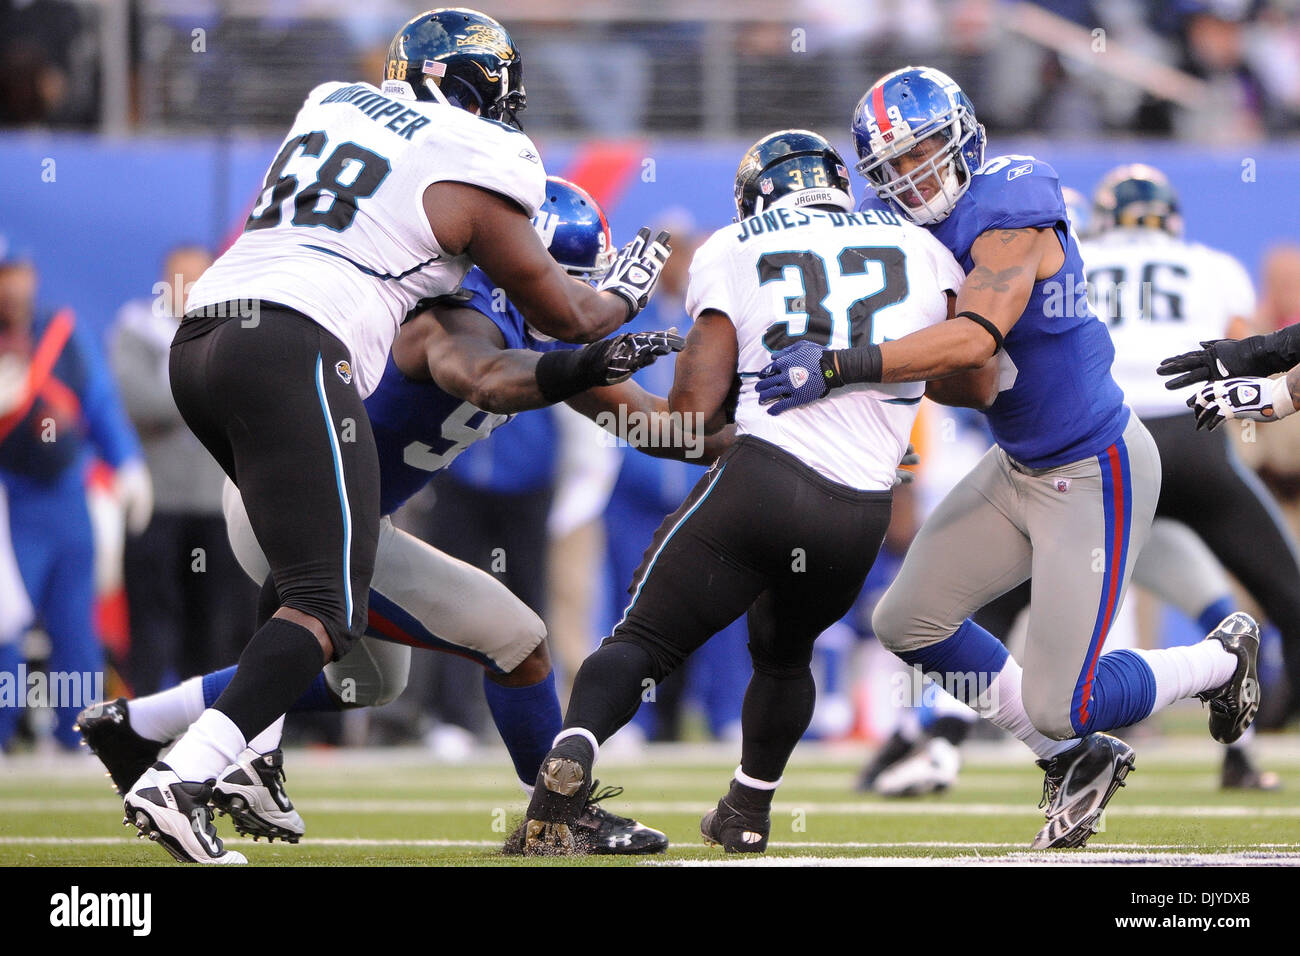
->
[422,77,452,108]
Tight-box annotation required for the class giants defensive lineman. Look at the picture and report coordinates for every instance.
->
[756,67,1260,848]
[523,130,997,854]
[123,9,671,863]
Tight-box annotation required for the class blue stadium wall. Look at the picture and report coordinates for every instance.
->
[2,131,1296,339]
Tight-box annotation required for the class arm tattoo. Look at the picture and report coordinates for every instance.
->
[991,229,1025,246]
[1287,365,1300,409]
[967,264,1025,293]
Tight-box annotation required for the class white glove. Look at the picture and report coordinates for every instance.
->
[0,354,29,417]
[1189,375,1297,431]
[596,227,672,320]
[115,459,154,535]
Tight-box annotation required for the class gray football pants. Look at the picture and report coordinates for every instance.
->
[873,412,1161,740]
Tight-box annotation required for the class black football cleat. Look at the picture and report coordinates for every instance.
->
[522,755,591,855]
[1220,746,1280,791]
[577,783,667,854]
[1197,612,1261,745]
[701,785,771,854]
[1032,733,1135,849]
[212,748,305,843]
[74,698,164,795]
[123,762,246,864]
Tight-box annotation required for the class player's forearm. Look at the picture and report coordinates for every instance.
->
[436,349,551,414]
[1237,327,1300,377]
[575,382,714,463]
[519,282,628,344]
[924,354,999,409]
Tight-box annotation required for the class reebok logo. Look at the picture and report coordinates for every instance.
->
[50,886,152,936]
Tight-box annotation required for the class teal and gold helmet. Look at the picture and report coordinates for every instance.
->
[1091,164,1183,237]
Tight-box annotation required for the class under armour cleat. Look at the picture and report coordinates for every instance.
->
[75,698,164,795]
[1197,612,1261,745]
[522,755,591,855]
[701,786,771,854]
[123,762,246,864]
[212,748,305,843]
[1032,733,1135,850]
[874,737,961,798]
[576,783,667,854]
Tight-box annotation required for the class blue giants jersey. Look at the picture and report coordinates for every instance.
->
[363,267,572,515]
[861,155,1128,467]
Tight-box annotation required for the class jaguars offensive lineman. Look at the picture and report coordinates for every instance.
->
[121,9,672,864]
[82,177,688,855]
[755,67,1261,849]
[522,130,1000,855]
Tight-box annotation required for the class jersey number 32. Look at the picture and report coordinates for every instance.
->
[758,246,908,352]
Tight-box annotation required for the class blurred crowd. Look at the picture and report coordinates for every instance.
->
[4,0,1300,139]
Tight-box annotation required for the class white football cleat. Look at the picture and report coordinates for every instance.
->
[212,748,305,843]
[123,763,247,864]
[873,737,961,798]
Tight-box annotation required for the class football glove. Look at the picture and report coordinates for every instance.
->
[755,340,842,415]
[1187,376,1297,431]
[596,227,672,320]
[1159,338,1267,390]
[597,329,686,385]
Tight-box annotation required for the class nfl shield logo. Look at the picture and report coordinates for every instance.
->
[1054,478,1070,493]
[760,177,774,195]
[789,367,808,389]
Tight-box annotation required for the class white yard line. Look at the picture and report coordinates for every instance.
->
[5,797,1300,817]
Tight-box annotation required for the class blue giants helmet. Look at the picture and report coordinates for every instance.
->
[384,8,526,128]
[851,66,986,225]
[533,177,614,276]
[1090,164,1183,237]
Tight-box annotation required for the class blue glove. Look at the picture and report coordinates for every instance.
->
[756,340,835,415]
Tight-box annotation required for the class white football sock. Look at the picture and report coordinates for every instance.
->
[246,715,285,755]
[975,657,1074,761]
[1130,642,1237,712]
[162,709,246,783]
[126,676,207,744]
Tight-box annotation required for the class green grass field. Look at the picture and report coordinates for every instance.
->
[3,727,1299,866]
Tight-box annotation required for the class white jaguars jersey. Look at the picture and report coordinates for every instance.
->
[686,205,965,491]
[186,81,546,397]
[1083,230,1255,420]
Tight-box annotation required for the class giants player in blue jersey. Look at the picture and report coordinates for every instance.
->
[78,177,699,855]
[755,67,1261,848]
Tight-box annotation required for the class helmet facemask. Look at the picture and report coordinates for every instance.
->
[857,107,978,225]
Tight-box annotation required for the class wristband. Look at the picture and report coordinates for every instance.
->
[535,348,602,403]
[956,310,1004,354]
[824,344,883,385]
[1271,376,1297,420]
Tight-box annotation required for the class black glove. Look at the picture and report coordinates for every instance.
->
[535,329,685,402]
[598,329,686,385]
[597,227,672,320]
[1158,332,1300,390]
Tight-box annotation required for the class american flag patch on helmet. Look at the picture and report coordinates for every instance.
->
[422,60,447,77]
